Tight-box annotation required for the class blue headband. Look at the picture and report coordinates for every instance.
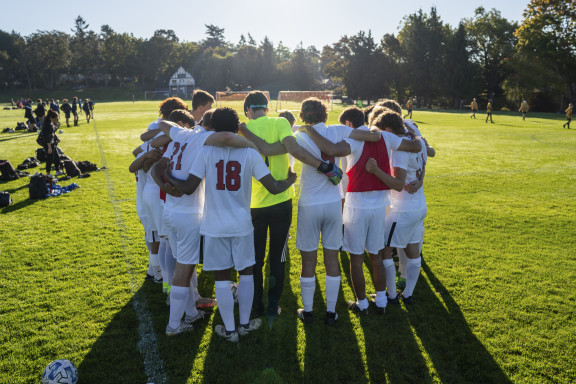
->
[249,104,267,108]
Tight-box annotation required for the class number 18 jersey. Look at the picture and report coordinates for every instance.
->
[189,146,271,237]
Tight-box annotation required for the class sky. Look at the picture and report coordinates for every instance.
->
[3,0,529,49]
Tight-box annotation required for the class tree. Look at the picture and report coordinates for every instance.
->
[203,24,226,49]
[444,23,478,106]
[25,31,71,89]
[515,0,576,104]
[0,30,27,90]
[70,16,101,86]
[464,7,517,102]
[100,26,139,86]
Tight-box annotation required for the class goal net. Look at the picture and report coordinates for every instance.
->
[276,91,333,111]
[215,91,271,108]
[144,90,170,100]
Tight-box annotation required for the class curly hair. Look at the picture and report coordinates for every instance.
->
[368,106,393,126]
[159,97,188,119]
[376,99,402,115]
[299,97,328,125]
[363,105,376,124]
[374,111,405,135]
[338,106,365,128]
[211,107,240,133]
[167,109,195,127]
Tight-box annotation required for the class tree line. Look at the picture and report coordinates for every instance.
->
[0,0,574,111]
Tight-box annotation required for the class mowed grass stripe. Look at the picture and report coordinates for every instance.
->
[92,118,167,384]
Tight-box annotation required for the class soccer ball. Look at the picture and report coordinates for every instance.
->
[58,130,64,134]
[41,359,78,384]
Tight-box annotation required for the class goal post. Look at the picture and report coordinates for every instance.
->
[276,91,333,112]
[215,91,271,108]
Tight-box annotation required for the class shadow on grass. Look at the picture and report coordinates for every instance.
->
[404,259,512,383]
[1,195,40,213]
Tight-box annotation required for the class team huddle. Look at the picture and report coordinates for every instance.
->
[129,90,434,342]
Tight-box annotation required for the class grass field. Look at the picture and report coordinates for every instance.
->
[1,101,576,384]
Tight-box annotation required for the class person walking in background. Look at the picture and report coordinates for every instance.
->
[404,98,413,119]
[519,100,528,121]
[563,103,573,129]
[470,98,478,119]
[486,99,494,123]
[61,99,72,127]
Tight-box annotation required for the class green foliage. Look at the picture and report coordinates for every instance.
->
[1,102,576,383]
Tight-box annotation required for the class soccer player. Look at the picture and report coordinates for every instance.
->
[563,103,572,129]
[82,99,91,123]
[470,98,478,119]
[237,91,342,319]
[292,98,384,324]
[486,99,494,123]
[72,97,79,126]
[519,100,528,121]
[190,90,214,123]
[299,105,422,315]
[366,111,428,304]
[165,107,297,342]
[404,98,413,119]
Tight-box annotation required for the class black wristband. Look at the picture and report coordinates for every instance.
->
[317,161,330,173]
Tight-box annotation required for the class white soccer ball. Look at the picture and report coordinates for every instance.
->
[41,359,78,384]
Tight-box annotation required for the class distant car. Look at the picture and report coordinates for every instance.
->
[72,85,85,91]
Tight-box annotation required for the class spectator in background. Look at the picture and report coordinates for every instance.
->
[35,98,46,126]
[49,99,59,114]
[61,99,72,127]
[82,99,91,123]
[41,110,64,177]
[88,98,95,118]
[72,97,79,126]
[23,99,35,130]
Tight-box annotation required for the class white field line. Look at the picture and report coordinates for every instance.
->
[93,119,167,384]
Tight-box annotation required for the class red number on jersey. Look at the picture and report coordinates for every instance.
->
[215,160,242,191]
[174,143,187,170]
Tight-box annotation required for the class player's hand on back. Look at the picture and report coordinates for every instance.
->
[365,158,378,174]
[287,168,297,184]
[404,180,423,194]
[237,122,247,136]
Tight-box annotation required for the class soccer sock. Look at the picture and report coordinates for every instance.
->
[158,238,167,284]
[383,259,397,299]
[375,290,388,308]
[403,257,422,297]
[238,275,254,325]
[191,268,200,301]
[149,251,162,280]
[398,248,409,279]
[215,280,236,332]
[184,285,199,320]
[300,276,316,312]
[357,297,369,310]
[168,285,189,329]
[164,242,176,288]
[325,275,341,313]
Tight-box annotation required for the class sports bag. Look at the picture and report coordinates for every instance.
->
[0,160,19,181]
[0,191,12,207]
[63,159,82,177]
[29,173,49,199]
[36,148,47,162]
[77,161,98,173]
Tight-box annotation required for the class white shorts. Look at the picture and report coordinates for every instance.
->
[202,234,255,271]
[384,207,427,248]
[163,209,202,265]
[142,186,166,236]
[342,205,387,255]
[296,201,343,252]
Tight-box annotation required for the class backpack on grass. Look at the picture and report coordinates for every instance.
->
[0,191,12,207]
[0,160,19,181]
[63,160,82,178]
[77,161,98,173]
[29,173,49,199]
[36,148,47,162]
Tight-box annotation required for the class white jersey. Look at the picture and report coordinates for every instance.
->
[147,117,162,131]
[294,122,353,206]
[288,124,299,169]
[390,138,427,212]
[163,126,213,213]
[343,127,404,209]
[404,119,422,136]
[190,146,270,237]
[135,145,148,220]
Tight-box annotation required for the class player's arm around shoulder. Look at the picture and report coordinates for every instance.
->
[238,122,286,156]
[205,129,258,151]
[396,133,422,153]
[258,168,297,195]
[298,124,351,157]
[349,126,381,142]
[365,158,406,192]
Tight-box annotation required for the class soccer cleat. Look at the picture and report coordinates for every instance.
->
[153,277,163,284]
[166,321,194,336]
[387,294,400,305]
[347,300,368,316]
[214,325,239,343]
[325,311,338,326]
[400,293,414,304]
[184,310,209,325]
[266,305,281,318]
[297,308,313,324]
[54,171,65,176]
[238,318,262,336]
[145,273,154,281]
[196,297,216,309]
